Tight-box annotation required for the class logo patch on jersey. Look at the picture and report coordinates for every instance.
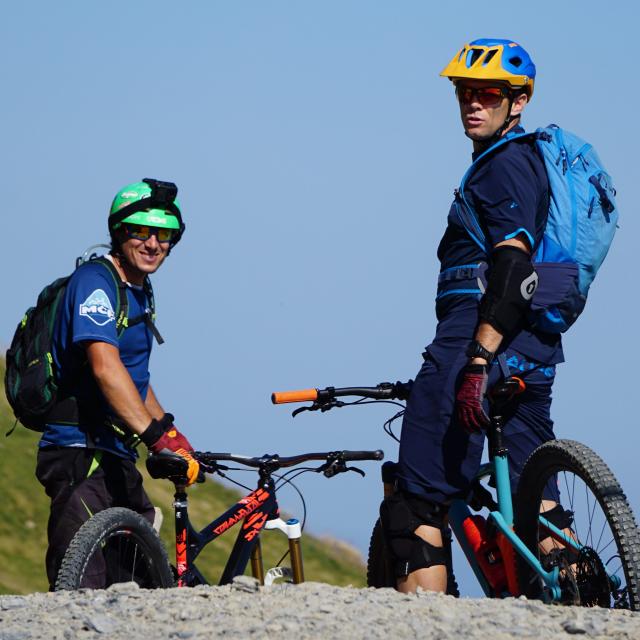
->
[79,289,115,326]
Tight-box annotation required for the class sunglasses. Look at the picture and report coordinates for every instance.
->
[123,224,176,243]
[456,85,509,108]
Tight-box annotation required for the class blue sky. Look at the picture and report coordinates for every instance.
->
[3,1,638,596]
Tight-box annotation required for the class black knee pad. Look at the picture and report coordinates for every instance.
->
[379,492,448,577]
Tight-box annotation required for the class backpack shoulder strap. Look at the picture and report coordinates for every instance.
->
[88,256,129,337]
[125,276,165,345]
[457,130,539,252]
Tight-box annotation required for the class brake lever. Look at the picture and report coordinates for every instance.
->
[198,460,228,475]
[319,460,366,478]
[291,399,346,418]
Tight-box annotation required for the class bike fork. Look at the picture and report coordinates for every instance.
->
[251,517,305,585]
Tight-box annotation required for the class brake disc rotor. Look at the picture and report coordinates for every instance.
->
[575,547,611,607]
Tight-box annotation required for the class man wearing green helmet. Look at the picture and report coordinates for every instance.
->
[379,40,564,594]
[36,178,199,589]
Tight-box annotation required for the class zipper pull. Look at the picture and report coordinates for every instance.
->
[588,198,595,218]
[556,147,569,175]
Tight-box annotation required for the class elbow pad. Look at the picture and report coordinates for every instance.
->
[479,246,538,336]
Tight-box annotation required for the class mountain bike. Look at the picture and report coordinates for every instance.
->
[272,379,640,610]
[54,448,383,590]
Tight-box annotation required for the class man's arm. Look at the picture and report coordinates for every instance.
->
[145,385,165,421]
[455,234,536,433]
[85,341,153,435]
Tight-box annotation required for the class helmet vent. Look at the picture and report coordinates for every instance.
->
[509,56,523,68]
[482,49,498,66]
[466,48,484,67]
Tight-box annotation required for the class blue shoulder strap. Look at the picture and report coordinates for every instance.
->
[456,130,537,252]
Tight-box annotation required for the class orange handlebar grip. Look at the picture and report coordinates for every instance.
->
[271,389,318,404]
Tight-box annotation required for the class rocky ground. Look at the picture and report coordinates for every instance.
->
[1,578,640,639]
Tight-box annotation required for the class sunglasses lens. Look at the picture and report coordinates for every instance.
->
[157,228,174,242]
[134,225,152,240]
[457,86,506,107]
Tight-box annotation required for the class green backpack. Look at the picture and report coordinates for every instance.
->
[4,253,159,432]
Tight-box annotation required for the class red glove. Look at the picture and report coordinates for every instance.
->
[455,365,490,434]
[141,414,200,486]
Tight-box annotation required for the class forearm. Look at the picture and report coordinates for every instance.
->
[145,385,165,421]
[471,322,504,365]
[86,342,153,434]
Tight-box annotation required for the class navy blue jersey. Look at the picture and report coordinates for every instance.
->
[40,259,153,459]
[436,127,563,364]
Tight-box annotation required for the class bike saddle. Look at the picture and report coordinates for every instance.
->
[489,376,526,402]
[146,452,189,482]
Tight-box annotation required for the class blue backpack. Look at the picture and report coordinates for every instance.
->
[456,124,618,333]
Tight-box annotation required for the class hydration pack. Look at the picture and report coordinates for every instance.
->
[4,254,159,432]
[456,124,618,333]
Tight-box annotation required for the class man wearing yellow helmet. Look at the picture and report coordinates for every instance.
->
[36,178,199,589]
[379,40,564,593]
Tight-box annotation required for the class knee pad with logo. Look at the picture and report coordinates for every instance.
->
[379,492,448,577]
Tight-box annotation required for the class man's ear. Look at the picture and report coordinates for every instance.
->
[510,92,529,117]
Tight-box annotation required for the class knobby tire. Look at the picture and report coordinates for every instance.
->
[55,507,174,590]
[514,439,640,610]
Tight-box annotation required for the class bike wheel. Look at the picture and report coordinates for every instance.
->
[366,518,459,596]
[515,439,640,610]
[55,507,174,590]
[366,518,395,588]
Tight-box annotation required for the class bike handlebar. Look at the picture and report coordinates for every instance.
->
[271,381,412,405]
[195,449,384,469]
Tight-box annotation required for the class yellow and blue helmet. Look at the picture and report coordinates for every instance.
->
[440,38,536,99]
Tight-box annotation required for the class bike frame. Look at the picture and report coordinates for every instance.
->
[447,410,620,602]
[172,478,304,587]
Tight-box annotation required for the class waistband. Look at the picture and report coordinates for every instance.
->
[46,396,140,449]
[436,262,488,300]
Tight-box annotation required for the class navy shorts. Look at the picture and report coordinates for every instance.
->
[397,337,559,506]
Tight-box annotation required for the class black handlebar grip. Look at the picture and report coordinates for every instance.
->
[341,450,384,462]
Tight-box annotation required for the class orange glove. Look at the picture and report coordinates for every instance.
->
[141,414,200,486]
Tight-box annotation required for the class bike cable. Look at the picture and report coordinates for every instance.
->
[383,409,405,443]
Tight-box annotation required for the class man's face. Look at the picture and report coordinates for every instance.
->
[117,224,171,278]
[456,80,511,141]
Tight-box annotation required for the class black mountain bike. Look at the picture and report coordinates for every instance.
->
[272,380,640,610]
[54,448,383,590]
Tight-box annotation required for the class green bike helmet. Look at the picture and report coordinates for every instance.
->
[109,178,185,247]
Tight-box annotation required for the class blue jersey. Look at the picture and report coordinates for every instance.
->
[39,259,154,459]
[436,127,564,364]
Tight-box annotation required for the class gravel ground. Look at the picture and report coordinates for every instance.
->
[2,578,640,639]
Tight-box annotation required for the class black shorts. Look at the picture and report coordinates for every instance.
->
[36,446,155,589]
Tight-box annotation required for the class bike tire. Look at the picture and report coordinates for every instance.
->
[366,518,395,588]
[514,439,640,610]
[55,507,174,590]
[366,518,460,596]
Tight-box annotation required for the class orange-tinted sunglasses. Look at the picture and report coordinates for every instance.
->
[456,85,509,108]
[123,224,176,243]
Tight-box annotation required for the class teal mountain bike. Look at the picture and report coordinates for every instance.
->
[272,377,640,609]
